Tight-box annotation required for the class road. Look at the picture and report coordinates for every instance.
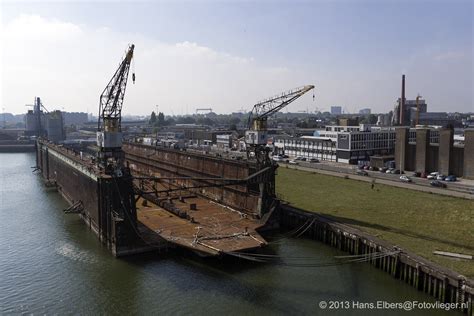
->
[281,162,474,200]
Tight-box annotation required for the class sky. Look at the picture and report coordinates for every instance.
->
[0,0,472,116]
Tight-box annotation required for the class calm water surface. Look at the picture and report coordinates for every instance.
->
[0,153,451,315]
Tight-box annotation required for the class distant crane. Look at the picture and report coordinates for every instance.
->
[245,85,315,167]
[415,94,422,126]
[97,44,135,174]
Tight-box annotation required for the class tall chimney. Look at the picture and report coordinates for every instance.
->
[400,74,405,125]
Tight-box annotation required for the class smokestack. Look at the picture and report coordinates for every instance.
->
[400,74,405,125]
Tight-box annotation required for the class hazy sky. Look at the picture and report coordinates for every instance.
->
[1,0,472,115]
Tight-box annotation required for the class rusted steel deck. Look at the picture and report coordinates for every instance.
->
[136,197,267,256]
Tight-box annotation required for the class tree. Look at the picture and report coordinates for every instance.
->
[165,117,175,126]
[176,116,196,124]
[149,111,157,125]
[229,117,241,125]
[157,112,165,125]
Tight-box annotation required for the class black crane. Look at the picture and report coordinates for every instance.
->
[245,85,315,167]
[97,44,135,174]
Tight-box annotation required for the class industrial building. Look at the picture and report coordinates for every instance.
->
[393,97,428,126]
[395,127,474,179]
[376,113,392,126]
[216,132,239,150]
[336,130,396,164]
[274,127,396,164]
[24,97,65,142]
[63,112,88,126]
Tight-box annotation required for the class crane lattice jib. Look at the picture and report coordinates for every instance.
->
[247,85,314,128]
[98,44,134,131]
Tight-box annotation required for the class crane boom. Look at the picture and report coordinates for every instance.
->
[247,85,315,128]
[98,44,135,131]
[246,85,314,146]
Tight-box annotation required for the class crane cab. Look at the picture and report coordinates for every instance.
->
[245,130,268,145]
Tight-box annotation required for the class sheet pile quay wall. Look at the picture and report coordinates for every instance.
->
[279,204,474,315]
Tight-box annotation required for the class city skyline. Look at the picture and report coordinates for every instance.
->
[1,0,472,115]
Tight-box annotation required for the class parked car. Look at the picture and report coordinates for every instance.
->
[391,169,403,174]
[358,165,365,170]
[436,174,446,181]
[363,165,370,170]
[430,180,447,188]
[380,167,388,173]
[309,158,319,163]
[288,160,298,165]
[357,170,369,176]
[386,168,394,174]
[369,166,379,171]
[272,156,282,162]
[427,172,439,179]
[445,175,457,182]
[400,175,412,182]
[411,172,421,177]
[420,171,428,178]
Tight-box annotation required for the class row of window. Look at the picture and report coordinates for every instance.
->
[275,140,335,147]
[283,147,336,155]
[350,140,395,150]
[350,132,396,142]
[281,150,336,161]
[408,129,440,144]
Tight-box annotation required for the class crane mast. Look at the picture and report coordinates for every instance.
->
[97,44,135,174]
[245,85,315,167]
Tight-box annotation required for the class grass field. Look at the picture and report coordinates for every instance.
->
[276,167,474,278]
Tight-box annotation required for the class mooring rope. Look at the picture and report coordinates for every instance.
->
[223,250,400,268]
[268,216,315,245]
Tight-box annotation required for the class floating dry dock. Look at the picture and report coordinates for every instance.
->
[35,140,276,256]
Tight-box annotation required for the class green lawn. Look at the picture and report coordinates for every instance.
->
[276,167,474,278]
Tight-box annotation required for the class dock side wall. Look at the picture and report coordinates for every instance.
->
[36,141,140,256]
[123,143,265,216]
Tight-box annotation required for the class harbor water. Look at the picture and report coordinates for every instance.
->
[0,153,451,315]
